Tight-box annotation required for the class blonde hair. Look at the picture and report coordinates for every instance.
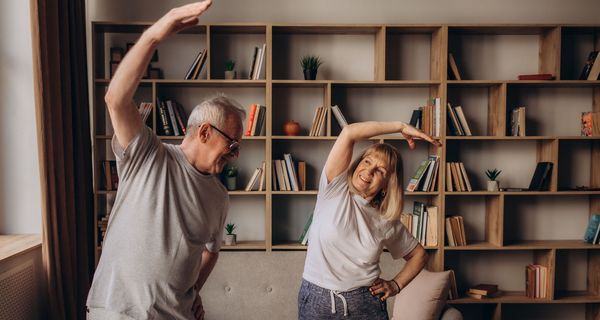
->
[347,143,404,221]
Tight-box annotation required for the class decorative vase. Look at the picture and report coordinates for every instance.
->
[225,176,237,191]
[283,120,301,136]
[224,234,237,246]
[487,180,499,192]
[303,69,317,80]
[224,70,236,80]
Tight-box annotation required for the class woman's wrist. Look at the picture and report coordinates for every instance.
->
[391,279,402,294]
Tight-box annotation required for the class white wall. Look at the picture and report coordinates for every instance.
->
[0,1,42,234]
[87,0,600,24]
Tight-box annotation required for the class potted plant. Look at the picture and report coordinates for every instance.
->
[224,59,236,80]
[224,166,238,191]
[485,168,502,191]
[224,223,237,246]
[300,55,323,80]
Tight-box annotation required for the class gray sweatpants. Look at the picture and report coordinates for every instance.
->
[298,279,388,320]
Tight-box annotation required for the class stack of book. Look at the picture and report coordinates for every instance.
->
[400,202,438,246]
[580,50,600,80]
[248,44,267,80]
[445,216,466,246]
[101,160,118,191]
[156,98,188,136]
[298,212,314,245]
[309,106,328,136]
[583,213,600,244]
[408,98,441,137]
[511,106,526,136]
[244,162,266,191]
[467,284,500,299]
[273,154,306,191]
[244,104,267,136]
[406,155,440,192]
[447,102,472,136]
[526,264,548,299]
[445,162,472,192]
[184,48,208,80]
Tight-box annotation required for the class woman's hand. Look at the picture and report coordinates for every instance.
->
[192,292,205,320]
[369,278,401,301]
[399,123,442,150]
[144,1,213,44]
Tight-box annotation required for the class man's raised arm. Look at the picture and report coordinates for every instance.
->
[104,1,213,148]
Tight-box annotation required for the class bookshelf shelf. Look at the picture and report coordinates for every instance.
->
[91,22,600,319]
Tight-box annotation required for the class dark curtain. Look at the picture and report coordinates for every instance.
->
[30,0,94,319]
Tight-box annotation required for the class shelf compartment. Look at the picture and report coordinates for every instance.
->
[272,84,328,136]
[209,25,267,80]
[385,26,443,81]
[94,83,153,136]
[224,140,266,192]
[554,250,600,302]
[271,195,317,246]
[447,26,560,81]
[506,85,596,137]
[330,84,442,136]
[447,83,506,137]
[272,26,380,81]
[502,303,587,320]
[385,140,442,193]
[226,196,266,245]
[560,26,600,81]
[445,195,503,247]
[558,140,600,191]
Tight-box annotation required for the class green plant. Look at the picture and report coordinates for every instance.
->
[225,60,235,71]
[225,223,236,235]
[485,168,502,181]
[224,166,238,177]
[300,55,323,71]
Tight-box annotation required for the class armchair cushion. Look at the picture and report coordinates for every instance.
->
[392,269,451,320]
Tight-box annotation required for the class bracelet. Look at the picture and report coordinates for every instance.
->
[391,279,402,293]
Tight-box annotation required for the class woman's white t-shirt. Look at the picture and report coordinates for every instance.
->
[302,170,418,291]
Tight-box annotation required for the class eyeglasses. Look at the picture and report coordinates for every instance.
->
[209,124,240,152]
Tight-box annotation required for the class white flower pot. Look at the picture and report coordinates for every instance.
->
[224,70,236,80]
[487,180,499,192]
[225,234,237,246]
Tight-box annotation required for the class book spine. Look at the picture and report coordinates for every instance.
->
[158,100,173,136]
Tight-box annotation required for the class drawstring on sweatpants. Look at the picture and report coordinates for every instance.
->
[329,290,348,317]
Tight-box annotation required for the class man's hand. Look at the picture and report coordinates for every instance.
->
[192,292,205,320]
[145,0,213,44]
[368,278,400,301]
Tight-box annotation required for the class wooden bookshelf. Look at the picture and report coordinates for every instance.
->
[91,22,600,319]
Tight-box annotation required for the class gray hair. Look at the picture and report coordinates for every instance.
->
[186,94,246,137]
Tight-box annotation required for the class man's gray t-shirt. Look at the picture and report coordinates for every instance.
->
[87,127,228,319]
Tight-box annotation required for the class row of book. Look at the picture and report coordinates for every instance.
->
[447,103,472,136]
[583,213,600,245]
[184,48,208,80]
[399,202,438,246]
[308,106,328,136]
[101,160,119,191]
[525,264,548,299]
[406,155,440,192]
[273,154,306,191]
[467,284,500,299]
[157,98,188,136]
[445,216,467,246]
[511,106,526,136]
[446,162,472,192]
[244,162,267,191]
[408,98,441,137]
[248,44,267,80]
[244,104,267,136]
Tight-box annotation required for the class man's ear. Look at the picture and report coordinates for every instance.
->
[197,122,211,143]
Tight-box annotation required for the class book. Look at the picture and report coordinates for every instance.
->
[581,111,600,136]
[527,162,553,191]
[173,101,188,135]
[425,206,438,246]
[297,161,306,191]
[448,53,462,80]
[248,47,259,79]
[458,162,472,192]
[420,155,438,192]
[251,47,263,81]
[445,217,456,246]
[245,104,258,136]
[406,159,431,192]
[580,51,599,80]
[252,105,267,136]
[409,109,422,128]
[453,106,472,136]
[433,97,441,137]
[446,163,453,192]
[468,284,498,296]
[587,49,600,80]
[511,107,526,136]
[331,105,349,128]
[157,99,173,136]
[517,73,555,80]
[184,48,204,79]
[583,214,600,244]
[102,160,118,191]
[284,153,299,191]
[299,212,314,245]
[244,167,263,191]
[446,103,464,136]
[254,43,267,80]
[166,100,181,136]
[448,270,458,300]
[258,161,266,191]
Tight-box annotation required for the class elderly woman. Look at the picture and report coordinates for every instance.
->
[298,121,441,319]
